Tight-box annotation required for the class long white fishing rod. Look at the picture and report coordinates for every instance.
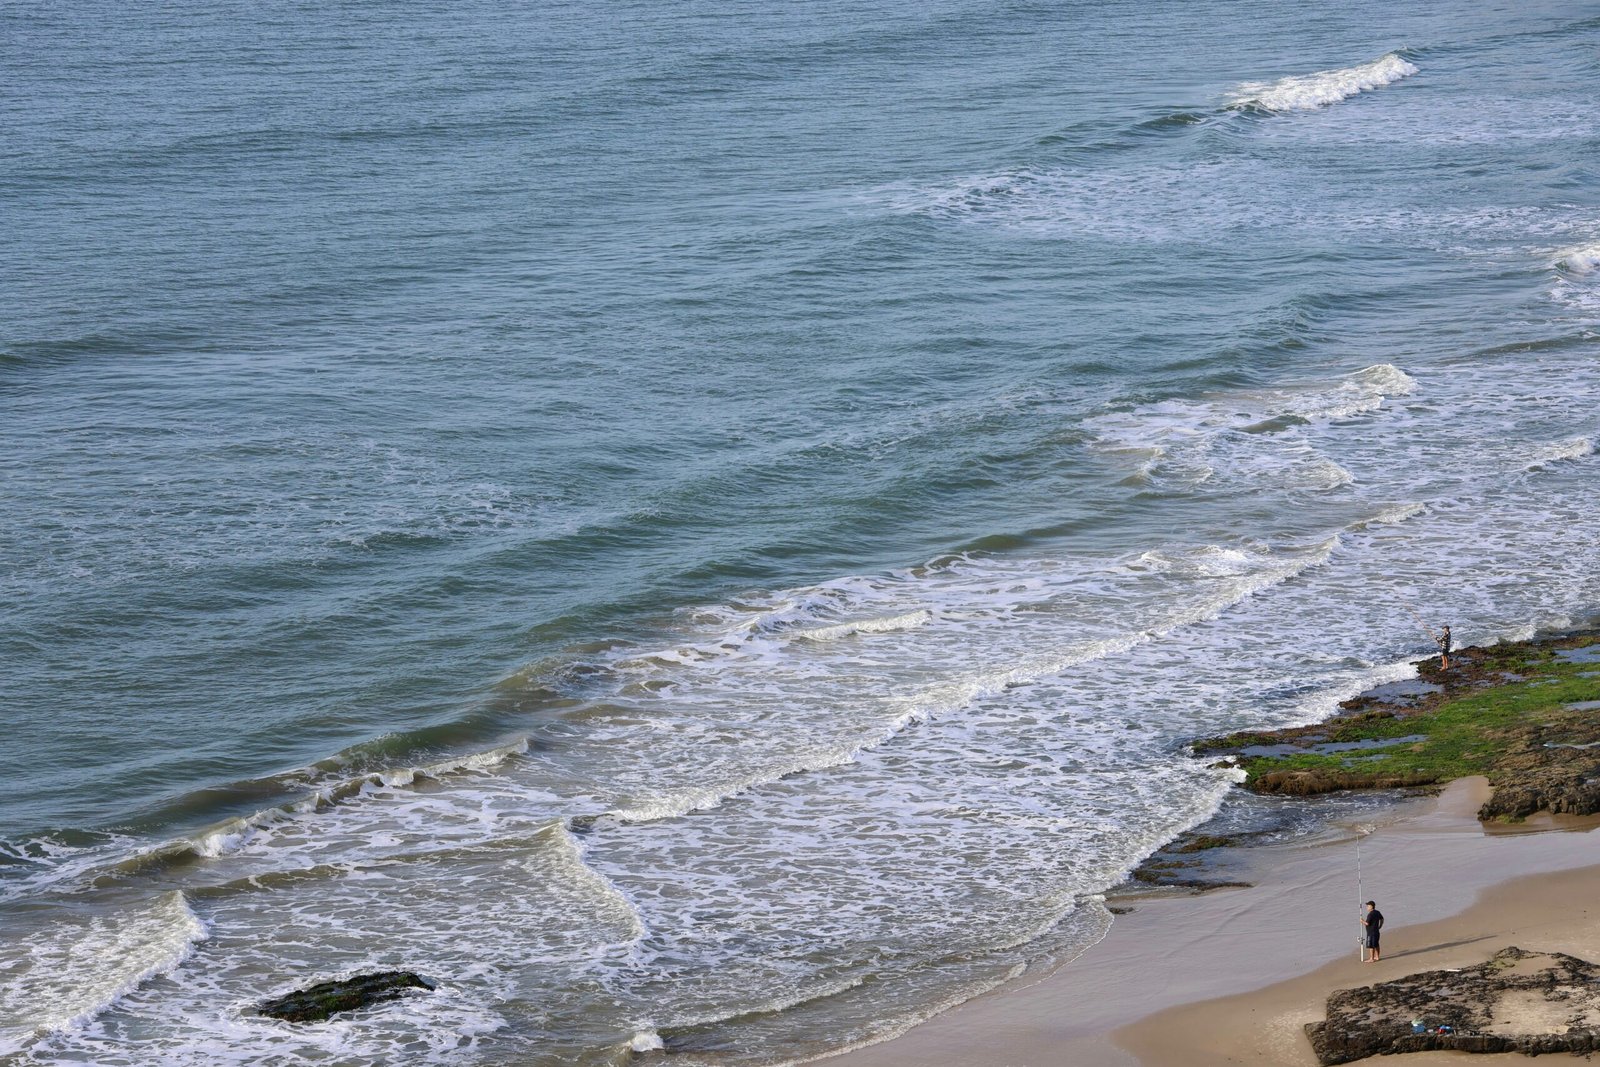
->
[1399,598,1441,648]
[1355,824,1373,961]
[1356,832,1363,961]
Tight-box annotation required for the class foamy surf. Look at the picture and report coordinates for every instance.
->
[88,737,539,884]
[1351,501,1427,530]
[0,832,147,906]
[593,532,1338,826]
[1552,245,1600,311]
[543,822,649,949]
[1230,53,1418,112]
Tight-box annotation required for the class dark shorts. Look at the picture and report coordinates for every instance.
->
[1365,933,1381,948]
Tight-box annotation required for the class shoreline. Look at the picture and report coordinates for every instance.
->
[1117,842,1600,1065]
[827,777,1600,1067]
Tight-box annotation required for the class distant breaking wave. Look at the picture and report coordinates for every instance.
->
[1525,436,1594,471]
[1230,53,1418,112]
[1084,363,1415,491]
[1552,244,1600,312]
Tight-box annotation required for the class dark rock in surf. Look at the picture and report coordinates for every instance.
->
[257,970,436,1023]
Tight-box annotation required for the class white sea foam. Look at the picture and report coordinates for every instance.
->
[870,161,1600,256]
[768,960,1031,1067]
[543,822,648,948]
[1278,657,1425,730]
[629,1030,665,1052]
[873,168,1045,221]
[0,832,147,905]
[1353,501,1427,529]
[1552,245,1600,313]
[174,739,535,861]
[1231,53,1418,112]
[601,534,1334,824]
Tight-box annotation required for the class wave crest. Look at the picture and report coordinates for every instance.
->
[1231,53,1418,112]
[1085,363,1411,491]
[1557,245,1600,274]
[0,891,207,1053]
[1526,436,1594,471]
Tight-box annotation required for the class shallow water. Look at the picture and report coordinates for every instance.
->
[3,0,1599,1062]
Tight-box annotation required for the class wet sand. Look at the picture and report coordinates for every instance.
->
[827,778,1600,1067]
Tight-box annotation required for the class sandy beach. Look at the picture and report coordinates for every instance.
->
[829,778,1600,1067]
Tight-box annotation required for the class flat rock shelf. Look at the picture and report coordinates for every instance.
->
[1306,947,1600,1065]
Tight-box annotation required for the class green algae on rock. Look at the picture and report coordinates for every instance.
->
[1196,633,1600,822]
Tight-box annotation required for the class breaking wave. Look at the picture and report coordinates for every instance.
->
[81,739,535,884]
[1230,53,1418,112]
[601,533,1338,824]
[1085,363,1413,490]
[791,609,934,642]
[0,891,208,1056]
[1557,245,1600,273]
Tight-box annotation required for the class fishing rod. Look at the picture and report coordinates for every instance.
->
[1399,598,1442,649]
[1356,831,1364,961]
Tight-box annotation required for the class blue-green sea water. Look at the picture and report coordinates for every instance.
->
[3,0,1599,1062]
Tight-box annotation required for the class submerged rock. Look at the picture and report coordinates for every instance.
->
[1305,947,1600,1065]
[257,970,436,1023]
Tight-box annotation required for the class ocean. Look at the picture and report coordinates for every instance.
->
[2,0,1598,1062]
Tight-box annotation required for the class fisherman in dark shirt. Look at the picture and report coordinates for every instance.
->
[1362,901,1385,963]
[1438,625,1452,671]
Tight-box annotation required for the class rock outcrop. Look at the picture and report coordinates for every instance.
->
[1193,632,1600,822]
[257,970,436,1023]
[1306,947,1600,1064]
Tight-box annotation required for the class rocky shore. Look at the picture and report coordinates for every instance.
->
[1120,629,1600,1065]
[1200,631,1600,819]
[1123,630,1600,893]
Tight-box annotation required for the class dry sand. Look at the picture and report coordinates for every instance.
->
[828,778,1600,1067]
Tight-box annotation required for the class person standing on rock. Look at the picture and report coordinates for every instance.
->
[1438,625,1452,671]
[1362,901,1384,963]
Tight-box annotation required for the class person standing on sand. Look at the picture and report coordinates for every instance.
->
[1362,901,1384,963]
[1438,625,1452,671]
